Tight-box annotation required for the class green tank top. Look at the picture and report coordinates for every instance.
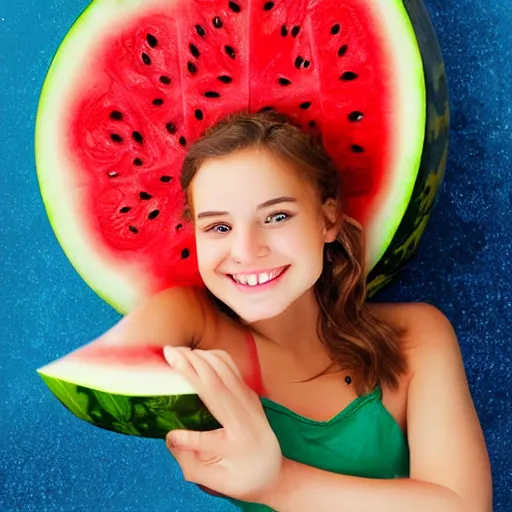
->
[226,386,410,511]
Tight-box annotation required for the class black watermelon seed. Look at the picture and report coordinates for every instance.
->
[340,71,358,81]
[195,24,206,37]
[351,144,364,153]
[141,52,151,65]
[228,1,241,13]
[348,111,364,122]
[132,131,144,144]
[189,43,200,58]
[148,210,160,220]
[212,16,223,28]
[146,34,158,48]
[303,60,311,68]
[338,44,348,57]
[281,25,288,37]
[187,61,198,74]
[217,75,232,83]
[120,206,131,213]
[194,109,204,121]
[166,122,177,134]
[176,223,183,231]
[152,98,164,106]
[294,56,304,69]
[264,1,275,10]
[308,120,316,128]
[159,75,171,85]
[258,106,274,112]
[109,110,123,121]
[291,26,300,37]
[300,101,312,110]
[225,45,236,59]
[179,136,187,146]
[331,23,341,35]
[160,175,173,183]
[133,158,143,166]
[204,91,221,98]
[139,192,153,200]
[181,248,190,259]
[107,171,119,177]
[278,77,291,86]
[129,225,139,234]
[110,134,123,143]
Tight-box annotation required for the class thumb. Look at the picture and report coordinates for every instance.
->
[166,428,224,452]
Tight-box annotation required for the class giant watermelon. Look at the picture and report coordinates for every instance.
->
[35,0,449,314]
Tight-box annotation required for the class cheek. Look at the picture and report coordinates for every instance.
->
[278,220,325,255]
[195,236,224,276]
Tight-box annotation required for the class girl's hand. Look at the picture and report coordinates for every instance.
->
[163,346,283,503]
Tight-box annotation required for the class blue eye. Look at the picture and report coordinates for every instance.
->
[207,224,230,233]
[266,212,289,223]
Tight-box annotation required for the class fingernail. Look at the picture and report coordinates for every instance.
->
[166,431,177,448]
[163,346,175,366]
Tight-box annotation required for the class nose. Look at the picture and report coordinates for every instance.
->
[230,225,269,263]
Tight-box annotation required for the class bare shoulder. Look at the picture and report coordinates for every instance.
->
[369,302,492,509]
[367,301,459,362]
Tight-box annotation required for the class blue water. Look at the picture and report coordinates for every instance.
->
[0,0,510,510]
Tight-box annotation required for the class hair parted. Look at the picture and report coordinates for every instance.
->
[180,110,407,394]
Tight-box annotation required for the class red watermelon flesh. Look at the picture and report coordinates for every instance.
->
[36,0,425,312]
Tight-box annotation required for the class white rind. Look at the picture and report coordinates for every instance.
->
[37,354,197,396]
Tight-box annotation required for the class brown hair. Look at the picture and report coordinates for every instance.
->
[180,110,407,394]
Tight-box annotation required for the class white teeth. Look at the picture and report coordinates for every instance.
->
[232,267,285,287]
[247,274,258,286]
[258,272,270,284]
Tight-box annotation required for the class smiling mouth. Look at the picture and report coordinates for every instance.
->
[229,266,289,287]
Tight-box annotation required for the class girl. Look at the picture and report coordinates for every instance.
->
[106,111,492,511]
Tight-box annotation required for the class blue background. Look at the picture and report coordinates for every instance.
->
[1,0,511,510]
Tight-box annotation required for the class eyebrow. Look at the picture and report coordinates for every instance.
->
[196,196,297,219]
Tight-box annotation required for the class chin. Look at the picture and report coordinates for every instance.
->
[234,302,289,323]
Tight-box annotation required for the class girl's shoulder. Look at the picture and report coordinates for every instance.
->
[368,302,460,431]
[368,301,457,356]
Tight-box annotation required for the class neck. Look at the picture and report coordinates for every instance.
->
[249,288,325,354]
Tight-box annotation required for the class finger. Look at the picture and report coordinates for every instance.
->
[166,428,225,453]
[194,350,247,391]
[164,345,200,381]
[193,350,257,408]
[206,349,243,379]
[165,347,261,428]
[168,446,203,484]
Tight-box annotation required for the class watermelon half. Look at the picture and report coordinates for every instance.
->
[35,0,449,314]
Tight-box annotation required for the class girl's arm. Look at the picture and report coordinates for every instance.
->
[260,303,493,512]
[96,286,221,349]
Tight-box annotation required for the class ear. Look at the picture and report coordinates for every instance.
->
[321,198,341,243]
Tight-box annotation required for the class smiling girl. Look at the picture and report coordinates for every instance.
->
[103,111,491,511]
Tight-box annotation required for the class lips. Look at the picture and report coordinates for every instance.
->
[229,266,288,287]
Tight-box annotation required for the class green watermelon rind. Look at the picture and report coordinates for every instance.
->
[38,372,220,439]
[35,0,429,313]
[367,0,450,296]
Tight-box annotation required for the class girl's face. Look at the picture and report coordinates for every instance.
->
[191,147,338,323]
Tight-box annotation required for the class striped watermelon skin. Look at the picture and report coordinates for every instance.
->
[39,374,219,438]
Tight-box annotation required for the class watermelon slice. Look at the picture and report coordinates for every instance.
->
[35,0,449,314]
[37,341,220,438]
